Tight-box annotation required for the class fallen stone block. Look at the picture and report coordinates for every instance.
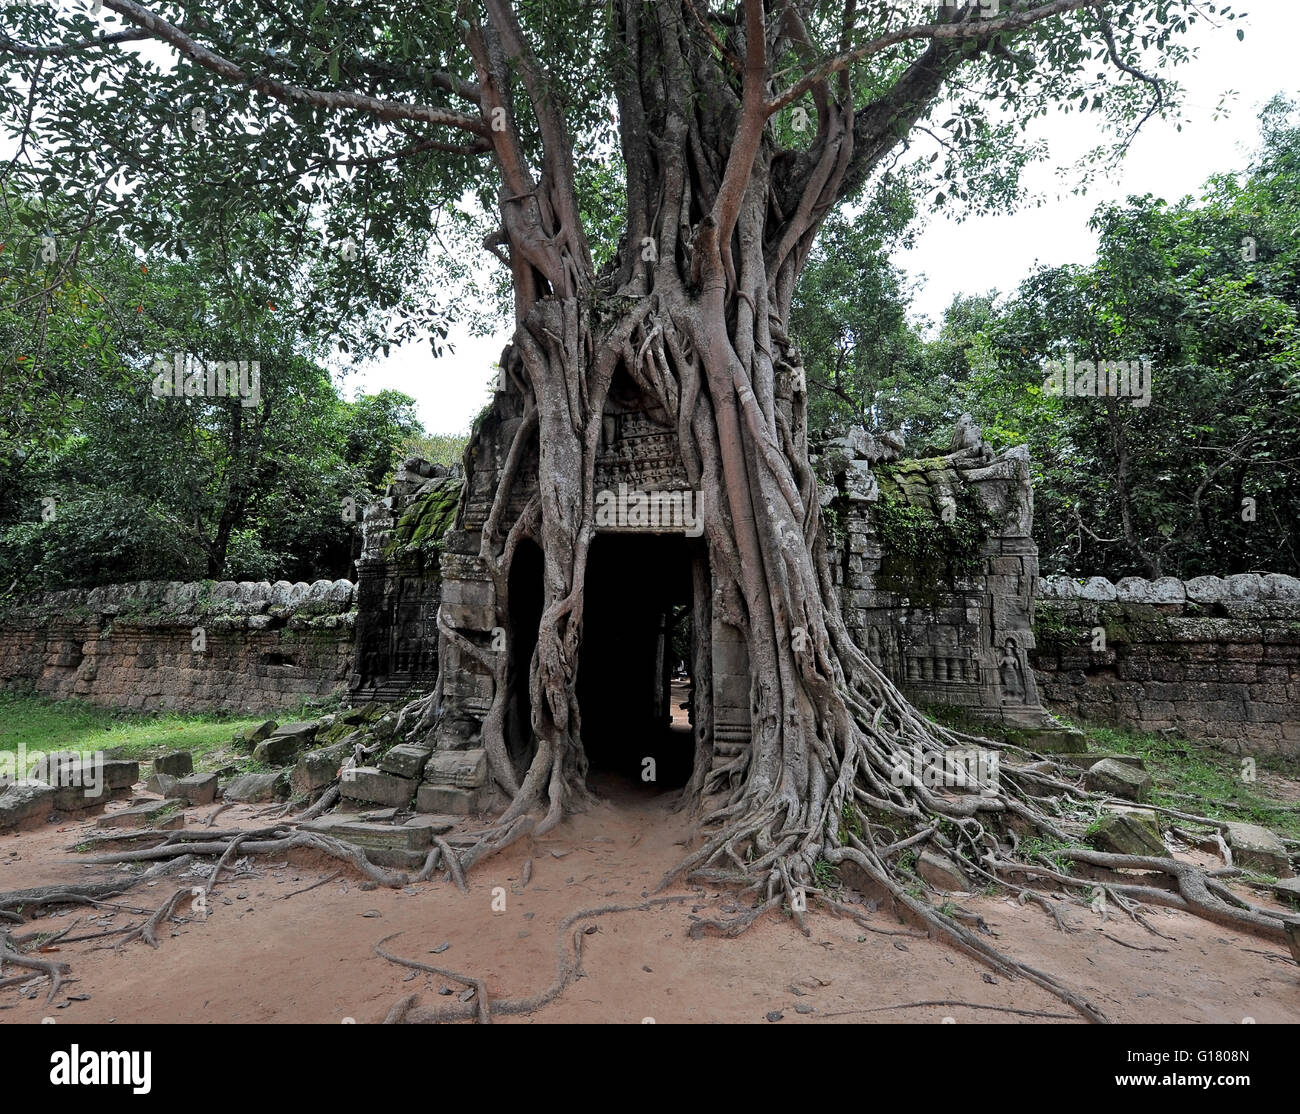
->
[1089,808,1165,856]
[415,784,485,815]
[101,759,141,790]
[144,772,178,796]
[1225,821,1293,878]
[253,721,319,766]
[32,755,139,792]
[916,848,970,892]
[170,772,218,805]
[1085,758,1152,802]
[379,744,434,779]
[223,770,289,803]
[154,751,194,777]
[423,748,488,789]
[234,720,278,752]
[51,779,113,813]
[0,782,57,830]
[1274,877,1300,905]
[290,743,352,797]
[96,799,185,830]
[339,768,417,808]
[298,815,433,853]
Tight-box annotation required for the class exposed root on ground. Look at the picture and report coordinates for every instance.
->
[376,896,693,1024]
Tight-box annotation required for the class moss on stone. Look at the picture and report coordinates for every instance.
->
[870,477,997,603]
[385,480,463,563]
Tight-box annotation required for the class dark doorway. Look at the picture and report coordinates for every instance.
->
[578,533,700,792]
[506,538,544,777]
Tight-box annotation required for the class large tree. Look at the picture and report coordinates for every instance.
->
[8,0,1290,1019]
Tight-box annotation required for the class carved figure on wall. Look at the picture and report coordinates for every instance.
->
[998,637,1027,704]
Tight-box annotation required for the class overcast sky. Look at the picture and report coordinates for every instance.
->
[348,3,1298,434]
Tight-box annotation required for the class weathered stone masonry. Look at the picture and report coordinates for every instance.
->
[0,579,356,713]
[2,465,1297,761]
[1033,573,1300,755]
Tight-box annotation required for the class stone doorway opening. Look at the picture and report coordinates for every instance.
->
[577,533,703,794]
[505,538,544,777]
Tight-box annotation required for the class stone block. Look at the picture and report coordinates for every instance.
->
[235,720,278,752]
[1085,758,1152,802]
[96,799,185,829]
[291,742,353,796]
[144,772,178,796]
[339,767,417,807]
[154,751,194,777]
[0,782,57,829]
[52,778,112,812]
[171,772,218,805]
[223,770,289,803]
[423,748,487,789]
[379,743,434,779]
[916,849,970,892]
[298,815,433,852]
[1225,822,1293,878]
[415,784,485,815]
[253,721,319,765]
[1089,808,1165,856]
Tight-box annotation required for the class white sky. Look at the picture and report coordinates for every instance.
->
[354,2,1299,434]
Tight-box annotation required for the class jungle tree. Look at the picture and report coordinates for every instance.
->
[5,1,1289,1020]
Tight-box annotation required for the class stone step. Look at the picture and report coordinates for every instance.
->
[339,768,417,808]
[96,799,186,830]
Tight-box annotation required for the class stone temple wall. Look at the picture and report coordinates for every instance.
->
[3,448,1296,759]
[0,579,356,713]
[1032,573,1300,755]
[349,460,460,703]
[816,423,1060,743]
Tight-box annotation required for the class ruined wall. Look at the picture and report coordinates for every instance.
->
[0,579,356,713]
[350,461,459,702]
[819,426,1058,738]
[1032,573,1300,754]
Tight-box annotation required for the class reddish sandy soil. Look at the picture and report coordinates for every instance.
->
[2,777,1298,1025]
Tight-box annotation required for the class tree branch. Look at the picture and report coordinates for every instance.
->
[96,0,488,135]
[0,28,153,57]
[769,0,1109,113]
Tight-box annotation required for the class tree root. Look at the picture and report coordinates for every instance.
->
[820,1000,1076,1021]
[379,896,693,1024]
[76,831,408,887]
[0,931,72,1003]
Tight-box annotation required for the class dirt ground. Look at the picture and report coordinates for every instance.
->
[2,778,1298,1025]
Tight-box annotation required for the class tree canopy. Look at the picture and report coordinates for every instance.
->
[2,1,1236,343]
[795,97,1300,580]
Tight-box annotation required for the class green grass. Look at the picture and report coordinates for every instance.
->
[1083,724,1300,842]
[0,690,264,768]
[920,703,1300,842]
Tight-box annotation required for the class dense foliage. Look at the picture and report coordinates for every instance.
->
[797,98,1300,578]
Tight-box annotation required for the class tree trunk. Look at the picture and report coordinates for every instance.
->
[443,1,1005,896]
